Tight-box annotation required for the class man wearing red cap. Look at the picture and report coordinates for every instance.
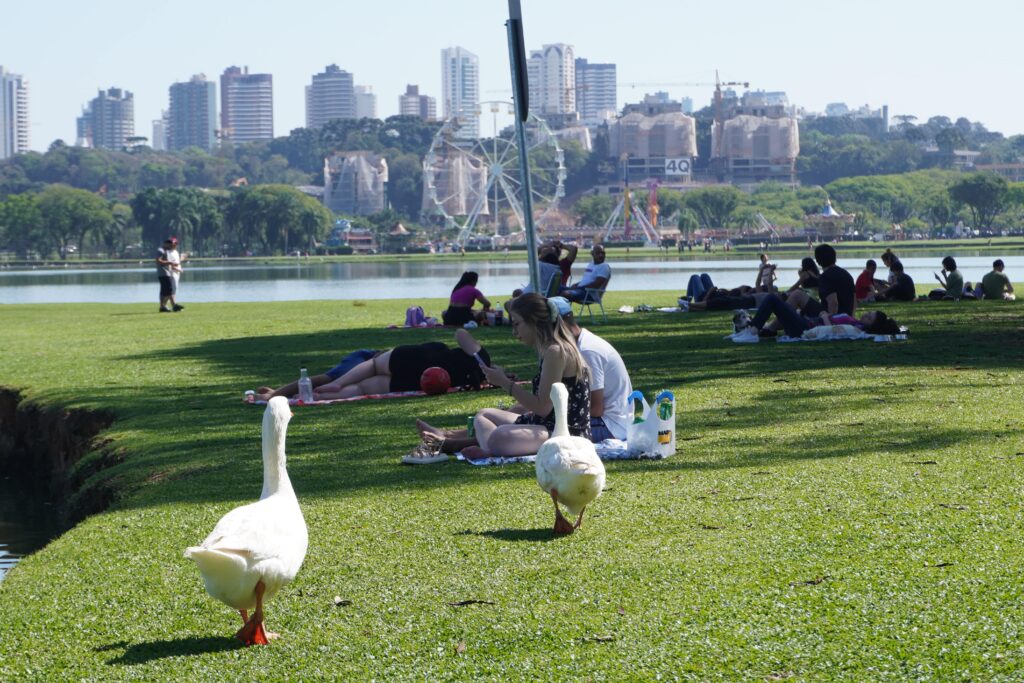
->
[155,237,184,312]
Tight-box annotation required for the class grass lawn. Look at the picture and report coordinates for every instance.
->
[1,292,1022,680]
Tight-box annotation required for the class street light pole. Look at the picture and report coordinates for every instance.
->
[506,0,540,293]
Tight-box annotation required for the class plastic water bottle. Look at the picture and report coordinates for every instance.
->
[297,367,314,404]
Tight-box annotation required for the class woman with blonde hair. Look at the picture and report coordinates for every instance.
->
[460,293,590,460]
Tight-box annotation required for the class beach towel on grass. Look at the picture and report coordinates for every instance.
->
[246,382,524,406]
[454,439,668,466]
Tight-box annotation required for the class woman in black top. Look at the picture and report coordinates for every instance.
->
[313,329,489,400]
[461,293,591,460]
[787,257,821,294]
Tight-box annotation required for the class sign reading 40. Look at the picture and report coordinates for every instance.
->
[664,158,691,175]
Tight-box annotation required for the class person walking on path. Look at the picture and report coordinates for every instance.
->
[155,237,184,313]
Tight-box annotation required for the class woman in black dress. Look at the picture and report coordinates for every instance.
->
[459,293,590,460]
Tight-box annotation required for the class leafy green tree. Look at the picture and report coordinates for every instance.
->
[386,153,424,219]
[0,193,44,257]
[676,208,699,240]
[572,194,615,226]
[37,184,113,258]
[683,186,742,229]
[923,192,954,235]
[948,173,1009,230]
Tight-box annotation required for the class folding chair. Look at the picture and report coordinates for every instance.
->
[576,276,610,324]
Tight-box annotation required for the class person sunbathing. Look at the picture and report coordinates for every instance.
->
[254,330,489,402]
[733,293,901,340]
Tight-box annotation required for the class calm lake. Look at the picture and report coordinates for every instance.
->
[2,254,1021,304]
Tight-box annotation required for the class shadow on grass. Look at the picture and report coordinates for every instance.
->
[100,635,242,665]
[459,527,558,543]
[71,300,1023,511]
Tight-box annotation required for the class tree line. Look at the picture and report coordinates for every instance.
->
[0,184,333,259]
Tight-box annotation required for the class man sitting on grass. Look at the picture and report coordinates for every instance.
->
[875,261,916,302]
[981,259,1016,300]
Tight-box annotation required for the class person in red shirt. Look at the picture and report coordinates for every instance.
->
[856,259,878,303]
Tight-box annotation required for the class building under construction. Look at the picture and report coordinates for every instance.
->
[323,151,389,216]
[608,111,698,181]
[712,90,799,183]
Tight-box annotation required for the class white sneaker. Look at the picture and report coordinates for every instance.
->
[677,299,690,312]
[731,327,760,343]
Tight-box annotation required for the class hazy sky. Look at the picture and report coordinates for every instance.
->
[5,0,1022,151]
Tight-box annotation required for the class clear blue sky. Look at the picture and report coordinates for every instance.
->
[5,0,1022,151]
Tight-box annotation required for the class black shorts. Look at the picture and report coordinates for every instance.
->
[159,276,176,297]
[801,297,823,316]
[442,306,474,327]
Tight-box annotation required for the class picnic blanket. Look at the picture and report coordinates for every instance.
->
[454,438,669,466]
[725,324,909,344]
[246,381,525,406]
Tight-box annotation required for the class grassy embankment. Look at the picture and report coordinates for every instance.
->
[0,293,1022,680]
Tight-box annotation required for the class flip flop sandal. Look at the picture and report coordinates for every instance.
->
[401,439,450,465]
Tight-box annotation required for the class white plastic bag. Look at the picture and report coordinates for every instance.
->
[625,391,657,456]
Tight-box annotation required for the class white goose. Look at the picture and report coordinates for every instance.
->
[535,382,606,535]
[185,396,308,645]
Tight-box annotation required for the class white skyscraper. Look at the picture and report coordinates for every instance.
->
[220,66,274,143]
[0,66,30,159]
[574,58,617,123]
[305,64,355,129]
[354,85,377,120]
[441,46,479,138]
[527,44,575,116]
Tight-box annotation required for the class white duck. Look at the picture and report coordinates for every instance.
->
[535,382,606,535]
[184,396,308,645]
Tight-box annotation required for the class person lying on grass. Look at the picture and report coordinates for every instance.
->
[254,330,489,402]
[415,297,632,454]
[417,293,591,461]
[733,293,902,340]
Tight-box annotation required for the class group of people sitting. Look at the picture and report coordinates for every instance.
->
[256,292,634,462]
[856,250,1015,303]
[440,241,613,328]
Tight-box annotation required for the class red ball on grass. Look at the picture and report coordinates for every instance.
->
[420,367,451,395]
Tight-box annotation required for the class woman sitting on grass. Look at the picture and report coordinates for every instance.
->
[734,293,902,340]
[786,257,821,295]
[442,271,492,327]
[419,293,590,460]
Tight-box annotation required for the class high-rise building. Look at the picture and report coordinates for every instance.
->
[574,58,616,123]
[398,84,436,121]
[220,66,273,143]
[152,111,168,151]
[76,88,134,150]
[527,44,575,116]
[354,85,377,120]
[305,64,355,129]
[167,74,217,151]
[0,66,30,159]
[441,47,479,138]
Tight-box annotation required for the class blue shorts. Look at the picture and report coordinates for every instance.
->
[325,349,377,380]
[589,417,614,443]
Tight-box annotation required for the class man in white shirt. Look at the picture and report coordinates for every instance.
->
[562,244,611,303]
[551,297,632,442]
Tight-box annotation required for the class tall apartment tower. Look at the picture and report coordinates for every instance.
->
[440,47,479,138]
[354,85,377,120]
[220,66,273,143]
[152,111,168,151]
[76,88,135,150]
[527,44,575,116]
[305,64,355,129]
[398,85,436,121]
[167,74,217,151]
[574,58,617,123]
[0,66,30,159]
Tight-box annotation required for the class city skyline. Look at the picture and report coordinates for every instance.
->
[4,0,1023,152]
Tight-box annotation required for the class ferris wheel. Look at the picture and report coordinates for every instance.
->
[423,101,566,246]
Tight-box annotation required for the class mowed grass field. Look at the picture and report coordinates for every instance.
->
[0,291,1022,681]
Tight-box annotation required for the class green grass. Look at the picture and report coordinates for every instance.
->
[1,293,1023,680]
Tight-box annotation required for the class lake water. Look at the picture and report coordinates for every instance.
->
[2,255,1021,304]
[0,479,58,583]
